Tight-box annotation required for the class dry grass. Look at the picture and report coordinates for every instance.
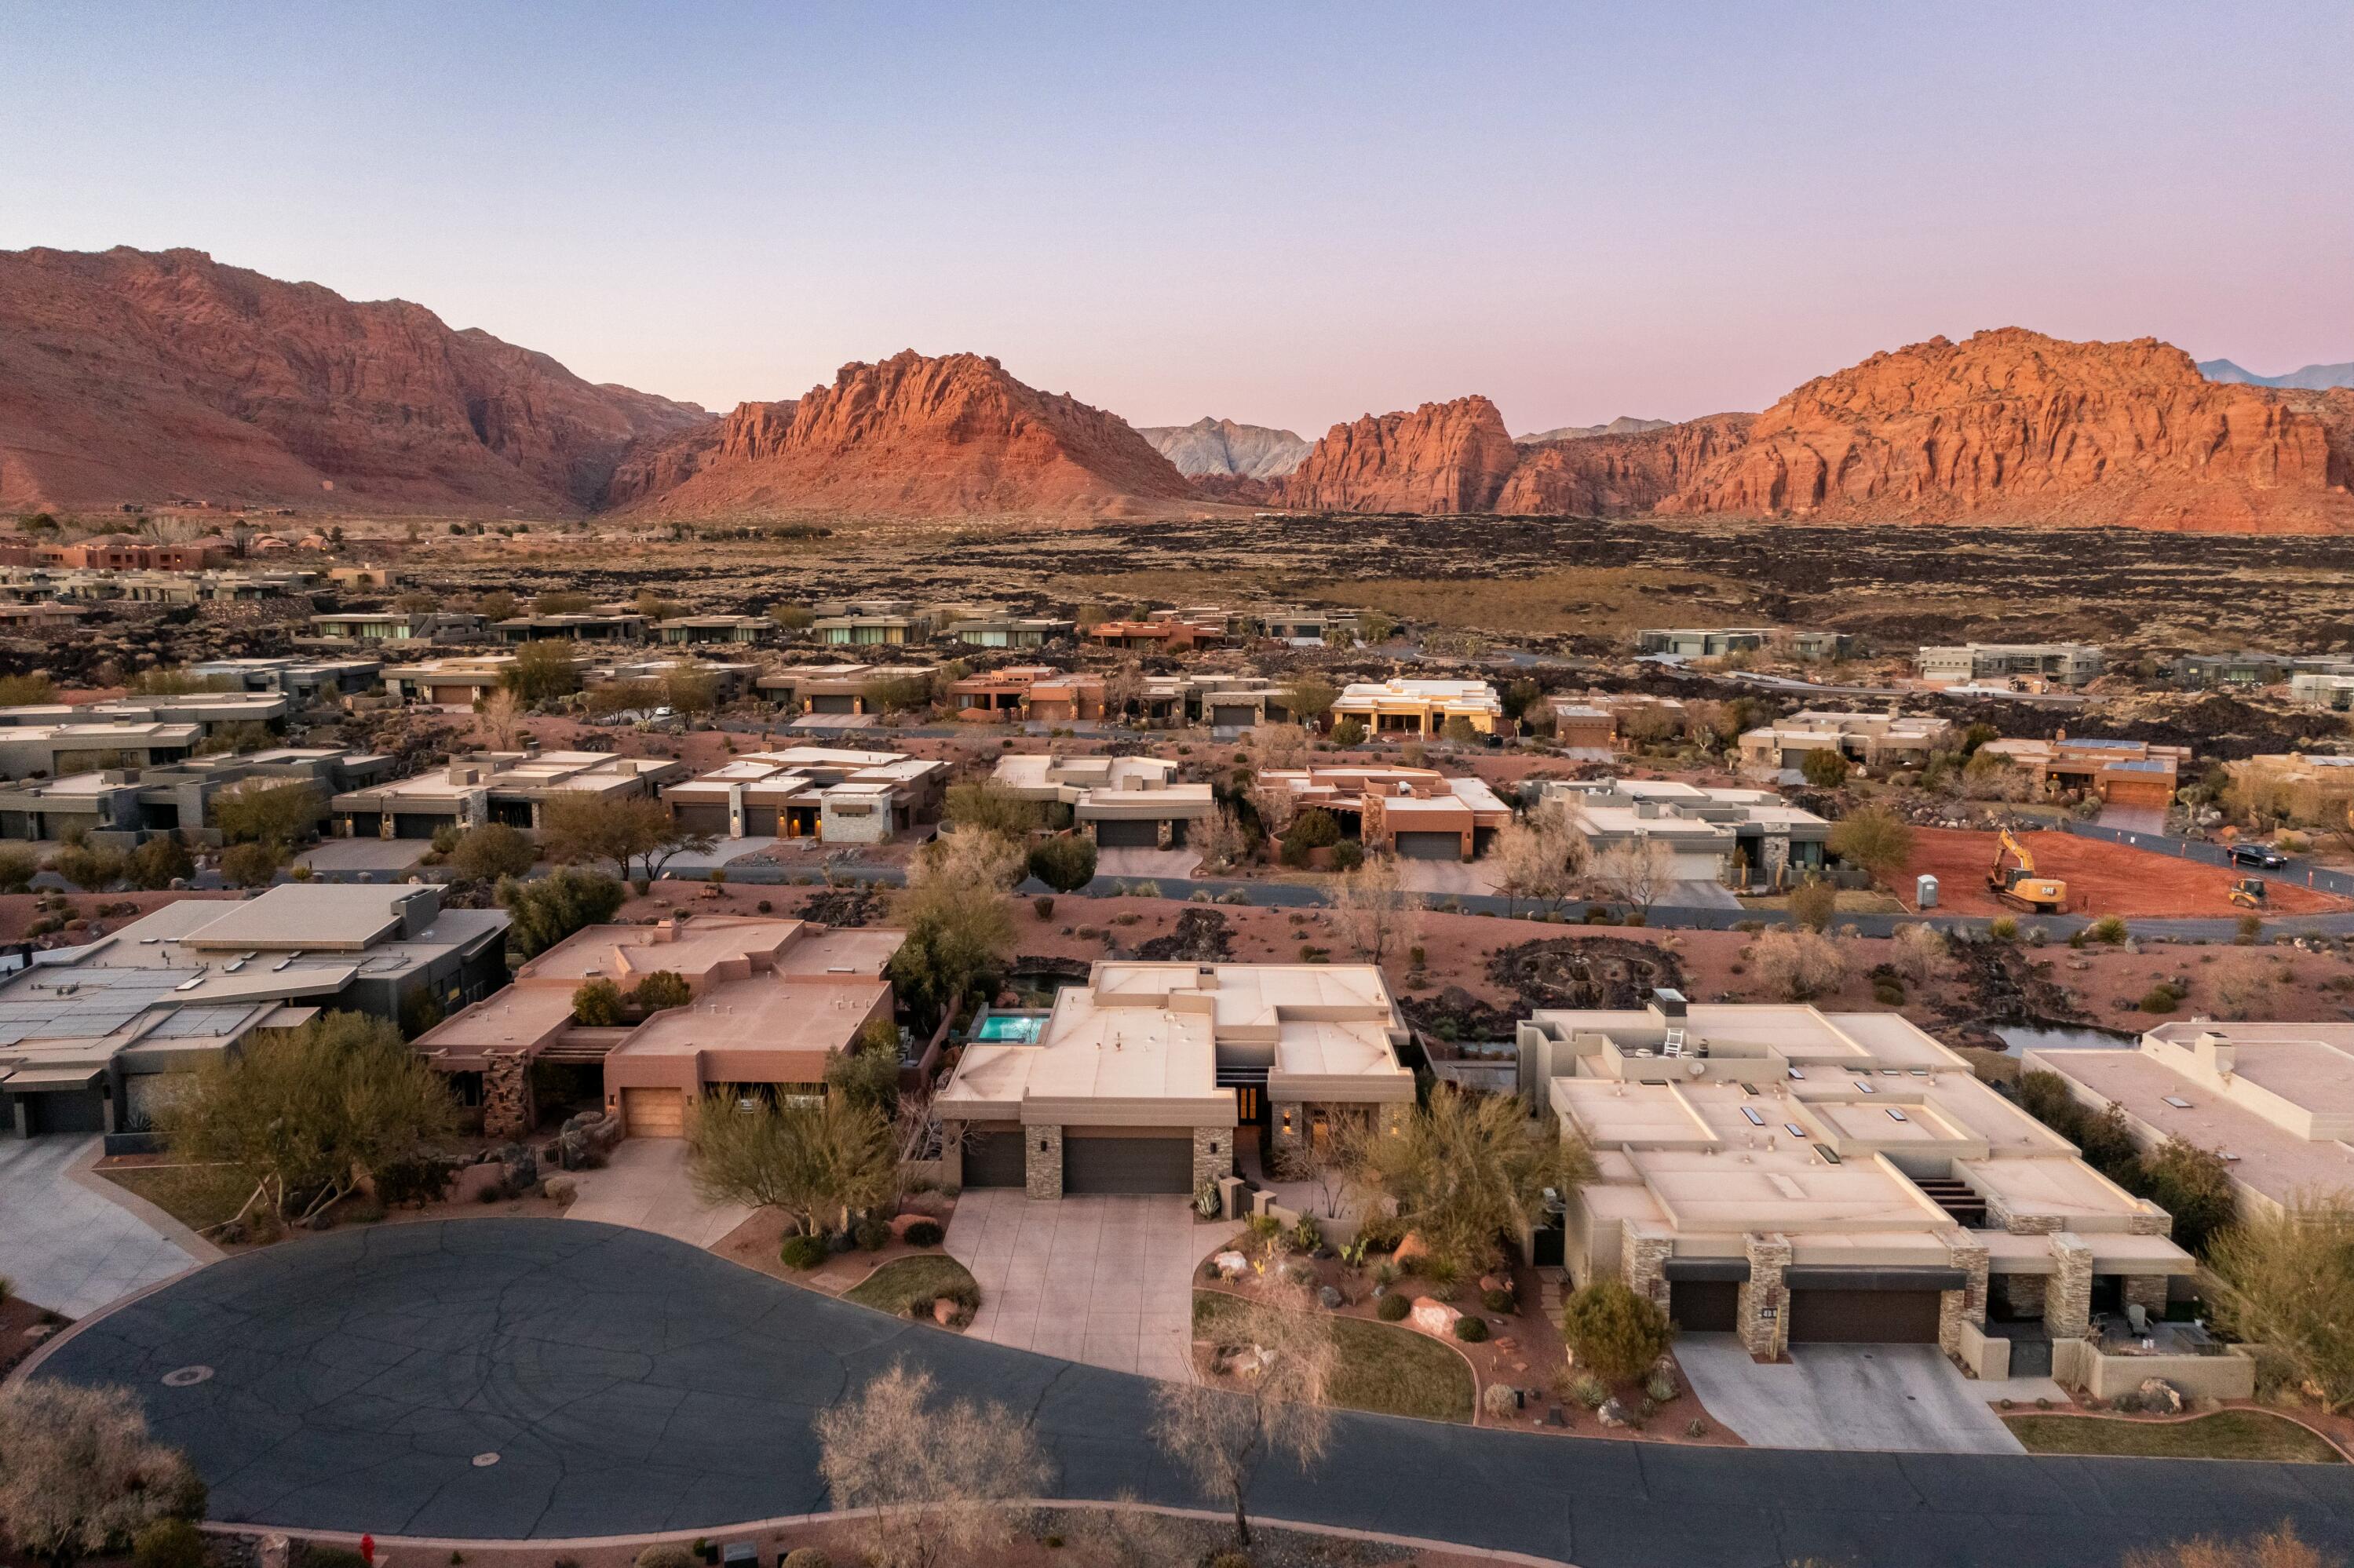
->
[2003,1409,2344,1463]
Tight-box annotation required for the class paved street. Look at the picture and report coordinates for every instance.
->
[34,1220,2354,1563]
[0,1136,209,1317]
[946,1190,1199,1380]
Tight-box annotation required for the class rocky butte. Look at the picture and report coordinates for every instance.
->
[614,350,1205,522]
[1279,395,1522,515]
[0,246,708,515]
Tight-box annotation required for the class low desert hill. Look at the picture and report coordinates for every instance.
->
[0,246,709,515]
[1135,417,1310,480]
[2201,358,2354,392]
[1514,416,1671,443]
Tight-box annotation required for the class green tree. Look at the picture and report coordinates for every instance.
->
[1786,877,1838,932]
[1361,1092,1594,1273]
[533,589,593,615]
[635,589,683,622]
[824,1014,903,1116]
[2208,1193,2354,1415]
[1560,1278,1674,1381]
[218,841,285,889]
[885,834,1020,1029]
[630,970,691,1011]
[2138,1137,2238,1256]
[1440,713,1481,746]
[447,822,537,883]
[0,673,57,706]
[866,673,936,716]
[1027,833,1098,893]
[0,1381,204,1568]
[125,833,194,891]
[473,589,520,622]
[770,603,816,630]
[1329,717,1367,747]
[1827,804,1914,885]
[1800,748,1851,789]
[663,664,719,716]
[585,677,665,719]
[571,978,625,1026]
[46,841,126,892]
[0,844,38,894]
[504,640,582,702]
[153,1011,458,1232]
[211,780,324,846]
[498,866,627,960]
[540,793,713,881]
[1279,675,1338,728]
[686,1089,898,1237]
[943,782,1042,839]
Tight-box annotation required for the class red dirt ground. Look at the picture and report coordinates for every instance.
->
[1900,828,2352,919]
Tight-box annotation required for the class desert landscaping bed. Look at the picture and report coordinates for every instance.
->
[2003,1408,2345,1464]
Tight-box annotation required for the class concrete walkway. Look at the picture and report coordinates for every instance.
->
[1676,1335,2025,1454]
[0,1136,211,1318]
[946,1189,1200,1380]
[562,1138,750,1249]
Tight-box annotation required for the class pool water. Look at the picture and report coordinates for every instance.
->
[1993,1023,2139,1057]
[973,1014,1045,1043]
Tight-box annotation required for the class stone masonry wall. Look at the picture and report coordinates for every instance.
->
[481,1052,535,1140]
[1621,1223,1673,1312]
[1024,1124,1064,1199]
[1940,1230,1991,1359]
[2124,1274,2170,1318]
[1193,1126,1232,1191]
[1738,1232,1792,1360]
[2047,1232,2093,1339]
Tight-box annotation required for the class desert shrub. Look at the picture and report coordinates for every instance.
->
[1027,833,1098,893]
[1560,1278,1673,1382]
[1871,978,1905,1007]
[901,1219,944,1248]
[1330,718,1367,747]
[1376,1292,1411,1322]
[2088,914,2129,946]
[1786,877,1837,932]
[2140,982,2184,1012]
[1482,1286,1515,1313]
[1482,1381,1521,1419]
[449,823,537,883]
[1454,1315,1489,1343]
[1288,808,1341,851]
[779,1233,830,1271]
[218,839,284,889]
[1570,1373,1609,1409]
[779,1553,832,1568]
[133,1519,209,1568]
[634,1548,696,1568]
[1750,927,1847,1001]
[1800,749,1850,788]
[2237,912,2263,943]
[1987,914,2019,941]
[854,1216,891,1252]
[373,1157,454,1208]
[571,978,625,1026]
[1644,1369,1679,1403]
[0,844,36,894]
[630,970,692,1011]
[1329,839,1365,873]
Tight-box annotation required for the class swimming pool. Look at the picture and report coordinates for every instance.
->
[973,1014,1045,1043]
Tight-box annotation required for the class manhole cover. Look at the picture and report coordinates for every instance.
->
[161,1366,214,1387]
[472,1452,499,1468]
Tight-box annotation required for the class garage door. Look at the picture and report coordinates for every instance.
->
[672,802,731,836]
[620,1088,685,1139]
[1670,1278,1740,1333]
[1211,705,1257,728]
[1064,1135,1192,1194]
[811,694,856,714]
[1790,1288,1941,1344]
[1396,831,1462,860]
[17,1088,107,1137]
[393,814,446,840]
[963,1130,1026,1187]
[1094,818,1160,848]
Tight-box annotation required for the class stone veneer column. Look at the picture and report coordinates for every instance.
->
[1620,1223,1673,1312]
[1024,1125,1064,1199]
[1940,1230,1991,1359]
[1270,1099,1305,1151]
[1738,1232,1792,1361]
[480,1052,535,1140]
[2047,1232,2093,1339]
[2123,1274,2170,1319]
[938,1121,965,1189]
[1192,1126,1232,1191]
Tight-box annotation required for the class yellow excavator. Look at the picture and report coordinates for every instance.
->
[1987,829,2069,913]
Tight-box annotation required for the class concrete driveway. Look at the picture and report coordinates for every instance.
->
[564,1139,750,1249]
[1093,847,1201,883]
[0,1136,210,1317]
[945,1189,1200,1380]
[1392,858,1502,896]
[1676,1334,2025,1454]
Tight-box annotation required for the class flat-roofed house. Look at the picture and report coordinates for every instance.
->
[942,614,1073,648]
[0,691,290,739]
[0,884,507,1138]
[1520,995,2192,1364]
[2023,1023,2354,1219]
[655,614,772,646]
[0,722,203,780]
[1977,735,2188,811]
[1086,611,1228,655]
[410,915,903,1139]
[331,749,686,839]
[935,961,1414,1197]
[493,613,648,644]
[812,602,933,646]
[0,747,392,845]
[1331,679,1503,738]
[191,657,384,700]
[756,664,932,718]
[380,655,518,709]
[1539,778,1830,890]
[660,748,945,843]
[306,611,487,644]
[2225,753,2354,824]
[1256,764,1511,861]
[1918,642,2105,690]
[990,751,1214,848]
[1738,711,1955,775]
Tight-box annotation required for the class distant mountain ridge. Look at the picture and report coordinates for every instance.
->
[2201,358,2354,391]
[1135,417,1309,479]
[1514,416,1671,443]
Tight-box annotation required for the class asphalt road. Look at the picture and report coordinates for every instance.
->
[35,1220,2354,1564]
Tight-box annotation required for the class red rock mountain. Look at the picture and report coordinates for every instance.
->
[0,246,710,514]
[1281,396,1520,514]
[617,351,1201,520]
[1293,330,2354,533]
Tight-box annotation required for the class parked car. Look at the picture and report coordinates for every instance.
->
[2227,842,2288,869]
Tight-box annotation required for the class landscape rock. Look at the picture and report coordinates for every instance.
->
[1317,1285,1344,1310]
[1596,1398,1635,1429]
[2137,1377,2184,1415]
[1408,1297,1462,1338]
[1212,1250,1250,1279]
[932,1297,960,1327]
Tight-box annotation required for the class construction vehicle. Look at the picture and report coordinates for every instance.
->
[1987,829,2069,913]
[2229,876,2268,910]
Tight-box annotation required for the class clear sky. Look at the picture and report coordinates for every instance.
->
[3,2,2349,436]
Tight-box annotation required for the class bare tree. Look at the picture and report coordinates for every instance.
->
[1750,928,1848,1001]
[1272,1110,1367,1219]
[1102,659,1145,723]
[1592,836,1675,915]
[1328,855,1422,966]
[1193,806,1249,874]
[815,1362,1052,1568]
[1889,922,1955,987]
[1152,1282,1336,1549]
[1068,1495,1192,1568]
[1490,798,1589,916]
[0,1381,203,1568]
[1248,780,1300,845]
[478,686,526,752]
[1246,723,1307,771]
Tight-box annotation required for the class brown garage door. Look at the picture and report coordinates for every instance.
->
[1396,831,1462,860]
[963,1131,1027,1187]
[1670,1278,1739,1333]
[1210,705,1258,728]
[811,694,857,713]
[620,1088,685,1139]
[1790,1288,1941,1344]
[672,802,731,836]
[1094,818,1160,848]
[1064,1135,1193,1194]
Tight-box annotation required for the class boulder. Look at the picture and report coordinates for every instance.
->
[932,1298,960,1327]
[1316,1285,1344,1311]
[1408,1297,1462,1338]
[543,1175,578,1204]
[1597,1398,1635,1429]
[2137,1377,2184,1416]
[1213,1250,1250,1279]
[1392,1231,1431,1270]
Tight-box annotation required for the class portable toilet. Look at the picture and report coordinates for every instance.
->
[1916,873,1940,910]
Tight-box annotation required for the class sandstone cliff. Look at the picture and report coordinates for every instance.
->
[1135,417,1310,479]
[0,246,709,513]
[1281,396,1519,514]
[1653,330,2354,532]
[622,351,1201,520]
[1496,415,1750,516]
